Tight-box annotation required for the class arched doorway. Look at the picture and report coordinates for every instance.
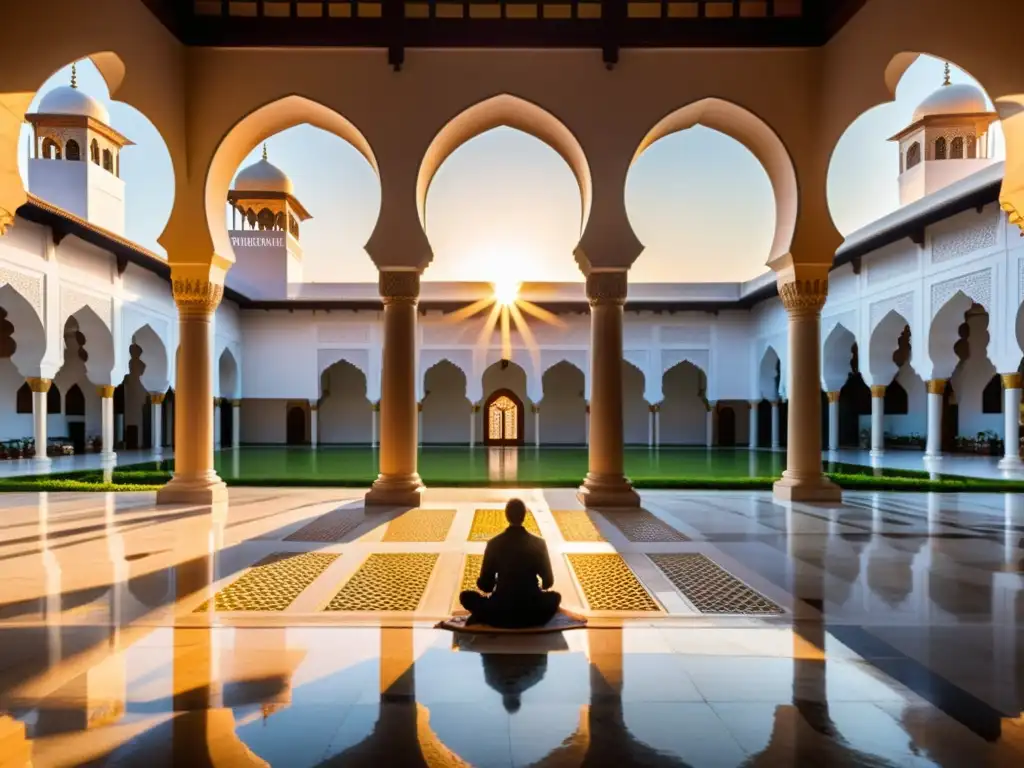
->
[221,400,234,448]
[718,406,736,447]
[484,389,524,447]
[286,405,307,445]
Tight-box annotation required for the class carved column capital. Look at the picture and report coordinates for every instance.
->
[97,385,115,398]
[531,404,540,414]
[648,403,661,413]
[172,277,224,314]
[777,277,828,316]
[472,403,481,413]
[0,208,14,236]
[1001,199,1024,233]
[585,271,628,306]
[26,377,51,393]
[926,379,947,395]
[372,401,381,412]
[379,270,420,305]
[870,385,887,398]
[1002,373,1023,390]
[149,393,166,405]
[826,391,840,404]
[231,399,242,407]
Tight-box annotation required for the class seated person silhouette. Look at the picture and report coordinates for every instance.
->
[459,498,561,628]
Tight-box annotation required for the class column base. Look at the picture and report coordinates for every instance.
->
[31,456,52,472]
[869,449,885,458]
[100,451,117,464]
[577,473,641,508]
[365,473,424,507]
[998,456,1024,472]
[157,473,229,505]
[924,453,943,462]
[773,472,842,503]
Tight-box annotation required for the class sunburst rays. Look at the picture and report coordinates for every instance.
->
[444,281,565,364]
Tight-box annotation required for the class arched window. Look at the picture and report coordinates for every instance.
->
[41,137,61,160]
[884,380,909,415]
[65,139,80,161]
[115,152,119,177]
[934,137,947,160]
[65,384,85,416]
[966,135,978,159]
[16,383,32,414]
[257,208,275,231]
[982,374,1003,414]
[90,139,100,164]
[274,212,286,231]
[47,384,61,415]
[906,142,922,169]
[950,136,964,159]
[102,148,113,172]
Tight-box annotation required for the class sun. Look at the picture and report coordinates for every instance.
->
[493,278,521,307]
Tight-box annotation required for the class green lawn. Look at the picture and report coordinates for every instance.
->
[2,446,1024,493]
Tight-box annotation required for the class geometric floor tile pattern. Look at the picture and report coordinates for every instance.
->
[284,507,366,542]
[195,552,339,612]
[324,553,439,611]
[468,508,542,540]
[566,553,662,612]
[551,509,607,542]
[382,508,456,542]
[460,553,484,594]
[601,509,690,542]
[649,553,784,615]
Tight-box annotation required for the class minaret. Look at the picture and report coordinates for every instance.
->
[225,144,312,298]
[26,62,134,234]
[888,62,998,205]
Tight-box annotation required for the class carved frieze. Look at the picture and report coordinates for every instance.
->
[869,292,913,331]
[0,265,44,316]
[172,278,224,313]
[931,210,998,264]
[930,268,991,319]
[585,272,627,305]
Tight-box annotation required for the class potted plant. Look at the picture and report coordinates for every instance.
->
[24,438,35,459]
[9,441,22,460]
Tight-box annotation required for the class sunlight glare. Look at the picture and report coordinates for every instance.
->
[493,278,521,307]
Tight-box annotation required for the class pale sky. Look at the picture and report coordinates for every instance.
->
[19,56,1001,285]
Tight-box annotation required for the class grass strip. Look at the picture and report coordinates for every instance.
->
[2,470,1024,493]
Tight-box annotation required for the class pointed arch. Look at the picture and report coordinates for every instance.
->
[218,347,239,399]
[0,283,45,377]
[758,346,781,401]
[929,291,981,380]
[869,309,911,386]
[204,94,378,268]
[66,306,115,385]
[131,324,169,393]
[417,94,592,236]
[319,359,373,444]
[421,359,471,444]
[633,98,798,264]
[822,323,856,392]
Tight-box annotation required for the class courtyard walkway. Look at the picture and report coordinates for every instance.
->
[0,486,1020,765]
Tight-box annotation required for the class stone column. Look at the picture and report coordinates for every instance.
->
[653,404,660,447]
[533,404,540,448]
[149,393,164,457]
[999,374,1023,470]
[870,385,886,457]
[578,272,639,508]
[166,398,174,448]
[647,404,656,447]
[417,402,423,447]
[770,401,780,449]
[772,276,840,502]
[749,401,759,449]
[231,399,241,449]
[584,402,590,443]
[371,401,379,448]
[705,402,715,448]
[469,403,478,448]
[114,412,124,450]
[27,378,51,466]
[925,379,946,460]
[826,391,840,453]
[310,403,318,448]
[212,398,222,449]
[157,278,227,505]
[97,386,116,462]
[367,271,423,506]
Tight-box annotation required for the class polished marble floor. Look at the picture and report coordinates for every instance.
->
[0,487,1022,766]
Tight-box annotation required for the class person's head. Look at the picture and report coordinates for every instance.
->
[505,498,527,527]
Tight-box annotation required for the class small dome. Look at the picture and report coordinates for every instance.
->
[37,85,110,124]
[233,155,294,196]
[913,82,989,122]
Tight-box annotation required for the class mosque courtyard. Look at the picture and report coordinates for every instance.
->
[0,483,1021,765]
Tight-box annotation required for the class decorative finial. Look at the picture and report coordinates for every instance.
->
[943,62,951,87]
[71,63,78,90]
[262,143,268,161]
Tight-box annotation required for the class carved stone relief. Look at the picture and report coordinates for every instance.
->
[930,268,991,319]
[931,210,998,264]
